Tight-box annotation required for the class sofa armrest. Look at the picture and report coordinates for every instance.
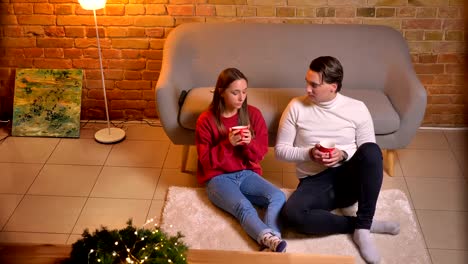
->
[155,28,195,145]
[384,63,427,149]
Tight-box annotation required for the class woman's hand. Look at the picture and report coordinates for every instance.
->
[229,125,251,146]
[309,144,345,167]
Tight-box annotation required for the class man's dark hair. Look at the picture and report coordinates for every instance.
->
[309,56,343,92]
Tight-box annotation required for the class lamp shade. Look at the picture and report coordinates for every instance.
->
[78,0,107,11]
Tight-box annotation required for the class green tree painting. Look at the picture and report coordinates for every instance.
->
[12,69,83,137]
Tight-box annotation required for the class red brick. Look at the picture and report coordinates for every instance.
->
[442,19,464,30]
[123,70,142,79]
[438,53,464,63]
[126,4,145,15]
[34,4,54,15]
[145,28,164,37]
[445,64,465,74]
[65,27,85,37]
[4,26,23,37]
[24,26,44,36]
[432,75,453,85]
[438,7,459,18]
[0,58,33,68]
[102,49,122,59]
[45,26,66,37]
[419,54,438,63]
[402,19,441,29]
[107,90,142,100]
[0,4,14,15]
[115,80,152,90]
[142,71,160,80]
[5,48,24,57]
[13,3,33,14]
[106,5,125,16]
[18,15,55,25]
[37,38,73,48]
[414,64,445,74]
[175,17,206,26]
[147,60,162,70]
[107,59,146,70]
[335,7,354,18]
[112,39,149,49]
[24,48,44,58]
[2,37,36,48]
[147,4,167,15]
[195,5,215,16]
[63,48,82,58]
[167,5,194,16]
[86,27,105,38]
[128,27,146,37]
[141,50,162,60]
[2,15,18,25]
[142,90,154,100]
[104,70,124,80]
[87,89,105,99]
[149,39,165,49]
[55,4,72,15]
[33,58,72,69]
[433,42,464,53]
[75,39,112,49]
[428,95,452,104]
[72,58,103,69]
[83,49,99,58]
[44,48,64,58]
[121,50,140,59]
[417,75,434,85]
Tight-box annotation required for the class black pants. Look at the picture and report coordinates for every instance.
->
[282,142,383,235]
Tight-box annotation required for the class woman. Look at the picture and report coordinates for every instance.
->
[195,68,287,252]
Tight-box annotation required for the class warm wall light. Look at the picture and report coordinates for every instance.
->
[78,0,106,11]
[78,0,126,143]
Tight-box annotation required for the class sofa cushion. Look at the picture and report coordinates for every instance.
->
[179,87,399,136]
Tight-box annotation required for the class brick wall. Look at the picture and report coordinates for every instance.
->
[0,0,466,126]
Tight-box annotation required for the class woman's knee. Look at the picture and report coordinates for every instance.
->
[271,189,286,204]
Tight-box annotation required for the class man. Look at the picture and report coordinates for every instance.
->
[275,56,399,263]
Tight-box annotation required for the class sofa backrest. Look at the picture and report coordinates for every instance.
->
[165,23,411,91]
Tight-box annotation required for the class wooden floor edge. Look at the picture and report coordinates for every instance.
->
[0,243,355,264]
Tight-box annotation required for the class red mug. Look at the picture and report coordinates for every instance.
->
[317,140,335,158]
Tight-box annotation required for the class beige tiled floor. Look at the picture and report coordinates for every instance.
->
[0,123,467,264]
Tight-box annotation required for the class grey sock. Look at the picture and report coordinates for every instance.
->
[353,229,381,264]
[370,220,400,235]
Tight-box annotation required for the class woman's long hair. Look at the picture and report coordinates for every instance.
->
[210,68,250,135]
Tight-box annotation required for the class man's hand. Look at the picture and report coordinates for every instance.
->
[310,144,346,167]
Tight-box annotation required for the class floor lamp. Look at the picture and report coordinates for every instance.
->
[79,0,125,143]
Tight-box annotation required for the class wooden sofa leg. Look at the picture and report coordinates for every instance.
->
[181,145,189,173]
[383,149,395,177]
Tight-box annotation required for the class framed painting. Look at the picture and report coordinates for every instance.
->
[12,69,83,138]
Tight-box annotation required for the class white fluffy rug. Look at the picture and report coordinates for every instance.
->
[161,187,430,264]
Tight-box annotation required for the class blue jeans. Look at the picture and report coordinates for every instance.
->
[206,170,286,244]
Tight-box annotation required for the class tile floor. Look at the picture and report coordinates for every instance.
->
[0,121,466,263]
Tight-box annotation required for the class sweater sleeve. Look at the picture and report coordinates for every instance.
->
[195,112,240,173]
[275,98,311,162]
[242,106,268,162]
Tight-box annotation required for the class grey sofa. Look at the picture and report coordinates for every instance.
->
[155,23,427,176]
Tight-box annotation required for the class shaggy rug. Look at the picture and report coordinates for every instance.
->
[161,187,430,264]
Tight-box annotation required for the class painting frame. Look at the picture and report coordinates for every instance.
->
[12,68,83,138]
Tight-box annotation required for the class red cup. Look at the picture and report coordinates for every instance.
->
[317,140,335,158]
[231,125,248,133]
